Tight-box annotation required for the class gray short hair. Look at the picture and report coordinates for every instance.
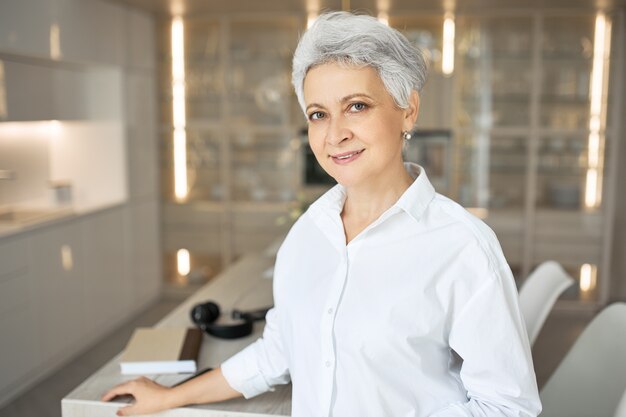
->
[292,11,428,115]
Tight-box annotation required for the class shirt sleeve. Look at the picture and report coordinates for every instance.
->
[429,267,542,417]
[220,306,291,399]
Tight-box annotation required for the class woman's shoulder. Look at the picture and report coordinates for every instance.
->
[428,193,506,272]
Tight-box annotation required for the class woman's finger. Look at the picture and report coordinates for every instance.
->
[101,383,132,402]
[116,404,135,416]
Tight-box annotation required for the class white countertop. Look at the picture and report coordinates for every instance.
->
[62,247,292,417]
[0,199,125,239]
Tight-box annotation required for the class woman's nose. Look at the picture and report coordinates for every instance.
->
[326,117,353,146]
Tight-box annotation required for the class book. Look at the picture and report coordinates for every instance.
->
[119,327,202,375]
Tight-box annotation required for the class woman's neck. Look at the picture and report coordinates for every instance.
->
[341,162,414,225]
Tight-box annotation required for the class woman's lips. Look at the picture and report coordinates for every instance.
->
[329,149,365,165]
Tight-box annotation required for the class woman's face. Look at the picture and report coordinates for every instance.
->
[303,62,417,188]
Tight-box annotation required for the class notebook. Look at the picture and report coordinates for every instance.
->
[119,327,202,375]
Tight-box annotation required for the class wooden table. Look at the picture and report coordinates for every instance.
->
[62,246,291,417]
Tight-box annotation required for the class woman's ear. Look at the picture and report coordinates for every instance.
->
[403,91,420,131]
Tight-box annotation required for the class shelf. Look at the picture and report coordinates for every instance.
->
[461,94,531,103]
[154,12,616,308]
[541,54,593,62]
[461,53,532,61]
[540,95,589,104]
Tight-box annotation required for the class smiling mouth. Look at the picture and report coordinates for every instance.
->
[330,149,365,160]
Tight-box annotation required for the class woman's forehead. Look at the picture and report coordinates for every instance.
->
[303,63,388,106]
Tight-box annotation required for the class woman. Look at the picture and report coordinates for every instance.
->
[103,11,542,417]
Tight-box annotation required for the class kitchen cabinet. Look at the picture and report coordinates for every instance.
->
[0,0,161,408]
[0,58,122,122]
[441,11,616,308]
[0,0,125,66]
[30,219,86,364]
[126,71,159,200]
[0,205,160,407]
[158,15,302,289]
[156,11,621,308]
[124,201,162,305]
[81,207,131,341]
[0,236,40,398]
[392,11,621,309]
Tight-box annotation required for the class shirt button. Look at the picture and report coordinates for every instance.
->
[327,308,333,315]
[325,361,332,368]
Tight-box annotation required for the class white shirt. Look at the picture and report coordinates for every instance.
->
[221,163,542,417]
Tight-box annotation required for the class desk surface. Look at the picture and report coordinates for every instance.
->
[62,246,291,417]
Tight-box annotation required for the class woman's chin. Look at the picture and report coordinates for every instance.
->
[328,171,367,188]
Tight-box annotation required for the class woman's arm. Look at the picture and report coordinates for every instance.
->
[430,268,542,417]
[101,367,242,416]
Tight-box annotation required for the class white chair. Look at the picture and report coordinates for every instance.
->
[540,302,626,417]
[518,261,575,345]
[615,390,626,417]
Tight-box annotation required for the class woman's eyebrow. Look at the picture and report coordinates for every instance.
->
[305,103,325,112]
[340,93,374,103]
[306,93,374,112]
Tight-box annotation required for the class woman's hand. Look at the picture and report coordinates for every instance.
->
[101,376,172,416]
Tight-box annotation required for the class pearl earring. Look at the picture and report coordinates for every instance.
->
[402,131,412,141]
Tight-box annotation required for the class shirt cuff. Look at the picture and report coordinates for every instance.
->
[220,341,274,399]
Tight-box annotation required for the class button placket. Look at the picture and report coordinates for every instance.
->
[319,250,349,416]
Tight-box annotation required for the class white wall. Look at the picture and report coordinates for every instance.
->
[0,124,49,205]
[49,121,127,210]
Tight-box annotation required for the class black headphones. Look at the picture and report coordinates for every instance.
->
[190,301,271,339]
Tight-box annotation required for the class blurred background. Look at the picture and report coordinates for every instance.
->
[0,0,625,415]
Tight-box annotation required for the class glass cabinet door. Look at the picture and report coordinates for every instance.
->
[226,18,303,204]
[227,18,300,127]
[540,15,595,131]
[453,16,534,281]
[453,131,528,280]
[532,13,611,304]
[158,16,305,288]
[230,129,301,203]
[158,18,223,126]
[456,16,533,129]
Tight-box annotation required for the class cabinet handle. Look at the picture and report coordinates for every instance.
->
[61,245,73,271]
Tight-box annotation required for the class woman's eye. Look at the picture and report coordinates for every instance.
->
[349,102,367,112]
[309,111,325,121]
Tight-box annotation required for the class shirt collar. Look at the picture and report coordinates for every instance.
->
[395,162,436,222]
[308,162,436,223]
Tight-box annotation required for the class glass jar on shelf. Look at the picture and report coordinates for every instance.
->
[227,18,299,127]
[160,128,225,203]
[534,133,604,210]
[230,130,301,203]
[455,16,533,129]
[390,15,443,73]
[453,131,528,210]
[540,15,594,130]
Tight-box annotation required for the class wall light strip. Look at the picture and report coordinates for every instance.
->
[585,12,611,209]
[442,13,455,76]
[306,0,319,28]
[579,263,597,292]
[589,14,607,119]
[171,17,188,202]
[377,12,389,26]
[174,129,187,201]
[177,248,191,276]
[61,245,73,271]
[50,24,62,60]
[377,0,390,25]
